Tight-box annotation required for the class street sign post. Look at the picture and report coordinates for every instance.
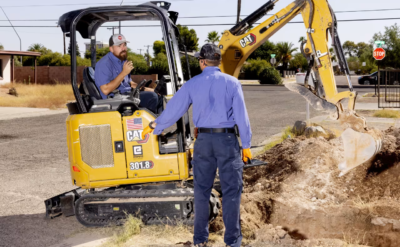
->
[270,58,276,65]
[373,48,386,60]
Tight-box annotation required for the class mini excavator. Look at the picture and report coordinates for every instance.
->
[45,0,382,227]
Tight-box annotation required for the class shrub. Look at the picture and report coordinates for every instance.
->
[181,55,201,80]
[243,59,282,84]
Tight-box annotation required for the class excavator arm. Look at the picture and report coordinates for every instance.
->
[219,0,382,176]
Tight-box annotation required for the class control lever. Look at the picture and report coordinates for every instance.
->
[130,79,149,106]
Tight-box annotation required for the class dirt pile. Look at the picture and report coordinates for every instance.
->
[229,127,400,246]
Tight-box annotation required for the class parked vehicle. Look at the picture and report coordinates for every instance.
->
[358,72,378,85]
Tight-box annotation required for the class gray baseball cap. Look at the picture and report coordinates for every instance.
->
[194,43,221,61]
[109,34,130,46]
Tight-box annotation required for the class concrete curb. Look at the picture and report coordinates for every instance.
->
[0,107,68,121]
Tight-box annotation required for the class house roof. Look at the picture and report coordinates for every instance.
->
[0,50,41,57]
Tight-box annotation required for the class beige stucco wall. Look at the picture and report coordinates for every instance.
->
[0,55,11,84]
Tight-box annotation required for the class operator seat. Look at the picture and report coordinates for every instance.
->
[82,67,102,100]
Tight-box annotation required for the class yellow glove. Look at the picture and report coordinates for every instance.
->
[142,125,154,140]
[242,148,252,163]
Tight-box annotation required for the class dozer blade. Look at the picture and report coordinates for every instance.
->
[338,128,382,177]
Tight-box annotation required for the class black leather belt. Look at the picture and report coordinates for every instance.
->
[198,128,235,134]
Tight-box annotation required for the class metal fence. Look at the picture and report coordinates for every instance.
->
[378,70,400,108]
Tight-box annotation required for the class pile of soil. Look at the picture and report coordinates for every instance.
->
[213,127,400,247]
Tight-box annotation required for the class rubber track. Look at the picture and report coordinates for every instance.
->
[75,188,195,227]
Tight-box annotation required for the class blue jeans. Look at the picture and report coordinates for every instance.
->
[192,132,243,247]
[139,91,163,114]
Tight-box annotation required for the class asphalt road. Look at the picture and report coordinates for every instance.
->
[0,85,375,247]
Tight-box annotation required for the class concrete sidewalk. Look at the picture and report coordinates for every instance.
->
[0,107,68,121]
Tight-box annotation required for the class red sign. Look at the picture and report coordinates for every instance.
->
[373,48,386,60]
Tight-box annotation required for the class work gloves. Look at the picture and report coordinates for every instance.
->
[242,148,252,163]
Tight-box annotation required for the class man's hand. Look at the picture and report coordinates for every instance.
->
[242,148,252,163]
[122,61,134,76]
[130,81,138,88]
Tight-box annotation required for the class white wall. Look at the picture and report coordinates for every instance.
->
[0,55,11,84]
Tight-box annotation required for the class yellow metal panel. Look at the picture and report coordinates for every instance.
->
[178,152,189,180]
[123,110,180,179]
[66,112,127,182]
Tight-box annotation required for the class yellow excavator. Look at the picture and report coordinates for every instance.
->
[45,0,381,227]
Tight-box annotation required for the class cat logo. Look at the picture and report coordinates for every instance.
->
[127,130,143,142]
[239,33,257,48]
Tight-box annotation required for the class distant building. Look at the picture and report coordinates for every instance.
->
[0,50,41,84]
[84,41,109,51]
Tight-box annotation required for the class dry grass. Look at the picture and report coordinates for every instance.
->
[104,214,143,247]
[373,109,400,118]
[0,82,74,109]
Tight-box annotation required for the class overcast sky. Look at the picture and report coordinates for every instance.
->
[0,0,399,56]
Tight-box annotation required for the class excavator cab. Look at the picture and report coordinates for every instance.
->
[44,1,214,227]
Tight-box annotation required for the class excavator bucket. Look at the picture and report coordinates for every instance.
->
[338,128,382,177]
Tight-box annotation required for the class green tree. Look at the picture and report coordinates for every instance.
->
[289,53,309,71]
[84,47,110,61]
[298,36,307,43]
[68,42,81,57]
[356,42,369,57]
[128,52,149,75]
[176,25,199,52]
[329,47,337,62]
[23,43,50,66]
[372,23,400,69]
[343,41,357,57]
[153,40,166,56]
[248,41,276,61]
[0,43,3,50]
[148,53,170,78]
[205,31,220,44]
[181,56,201,80]
[276,42,298,70]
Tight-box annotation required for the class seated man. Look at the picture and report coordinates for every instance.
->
[95,34,162,113]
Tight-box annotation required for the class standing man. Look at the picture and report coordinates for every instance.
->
[95,34,162,113]
[142,44,252,247]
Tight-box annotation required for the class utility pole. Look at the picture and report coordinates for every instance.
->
[137,49,144,55]
[63,33,66,55]
[144,45,152,66]
[107,27,118,35]
[119,0,124,34]
[236,0,241,24]
[0,6,22,63]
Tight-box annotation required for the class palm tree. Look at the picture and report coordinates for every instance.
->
[205,31,221,44]
[276,42,298,70]
[298,36,307,44]
[0,43,3,50]
[237,0,241,24]
[28,43,49,54]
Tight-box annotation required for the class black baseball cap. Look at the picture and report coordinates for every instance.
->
[194,43,221,61]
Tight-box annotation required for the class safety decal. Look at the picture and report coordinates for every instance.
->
[126,130,150,144]
[126,118,143,130]
[239,33,256,48]
[133,145,143,158]
[130,161,154,170]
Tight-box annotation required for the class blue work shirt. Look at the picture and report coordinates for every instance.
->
[154,67,252,149]
[95,52,131,99]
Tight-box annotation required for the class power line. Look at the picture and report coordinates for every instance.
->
[0,0,192,8]
[0,17,399,28]
[2,7,400,21]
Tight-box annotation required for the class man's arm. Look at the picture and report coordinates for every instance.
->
[232,81,252,149]
[100,61,133,96]
[153,84,191,135]
[130,81,155,92]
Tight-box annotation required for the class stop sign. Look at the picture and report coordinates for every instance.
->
[373,48,386,60]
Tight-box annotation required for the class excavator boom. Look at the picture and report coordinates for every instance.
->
[218,0,382,176]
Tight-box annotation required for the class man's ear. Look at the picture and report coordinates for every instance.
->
[109,46,113,53]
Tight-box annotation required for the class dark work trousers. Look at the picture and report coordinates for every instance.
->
[193,132,243,247]
[139,91,164,114]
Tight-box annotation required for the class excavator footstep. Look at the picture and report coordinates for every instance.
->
[338,128,382,177]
